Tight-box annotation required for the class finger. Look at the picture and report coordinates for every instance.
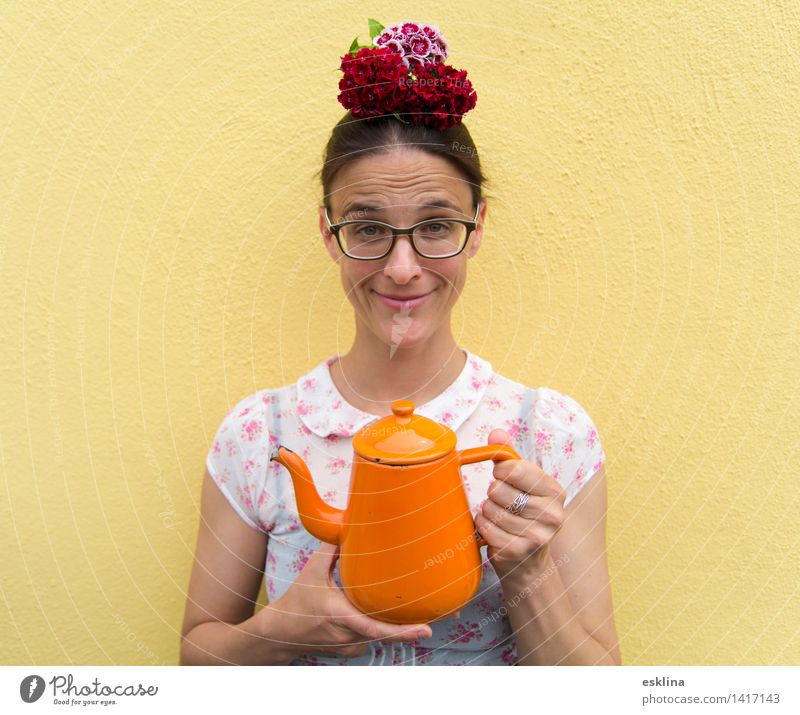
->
[475,510,516,550]
[338,612,432,643]
[309,540,338,559]
[492,459,557,497]
[300,541,339,575]
[486,479,561,521]
[381,623,433,643]
[481,496,538,536]
[331,597,432,641]
[488,428,514,447]
[335,642,370,658]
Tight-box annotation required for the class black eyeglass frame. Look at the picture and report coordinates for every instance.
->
[323,203,481,260]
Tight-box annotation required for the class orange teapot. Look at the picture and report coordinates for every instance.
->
[269,399,521,624]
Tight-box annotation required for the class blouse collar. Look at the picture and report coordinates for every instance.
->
[295,347,494,438]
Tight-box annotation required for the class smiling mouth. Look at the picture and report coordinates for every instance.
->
[372,289,434,309]
[374,291,430,300]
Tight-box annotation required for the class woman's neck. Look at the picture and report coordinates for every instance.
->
[329,331,466,417]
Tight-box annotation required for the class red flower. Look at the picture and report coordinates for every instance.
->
[337,46,477,131]
[408,62,477,131]
[338,47,410,120]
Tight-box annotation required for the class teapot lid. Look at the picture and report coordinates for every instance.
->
[352,399,457,465]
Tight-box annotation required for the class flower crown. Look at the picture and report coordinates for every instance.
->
[336,19,478,132]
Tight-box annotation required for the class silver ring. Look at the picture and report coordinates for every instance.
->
[507,491,529,516]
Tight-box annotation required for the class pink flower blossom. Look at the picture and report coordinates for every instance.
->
[505,418,529,442]
[501,645,516,665]
[535,428,553,454]
[238,484,253,510]
[447,622,483,644]
[291,548,311,573]
[241,419,263,442]
[327,457,347,474]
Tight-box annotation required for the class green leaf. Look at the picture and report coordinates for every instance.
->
[368,19,385,41]
[348,37,361,55]
[392,112,410,124]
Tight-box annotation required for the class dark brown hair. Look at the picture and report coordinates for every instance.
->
[316,111,492,217]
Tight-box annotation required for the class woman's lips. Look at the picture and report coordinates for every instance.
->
[372,289,433,310]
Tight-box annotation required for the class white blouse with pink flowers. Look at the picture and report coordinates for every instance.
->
[205,347,606,665]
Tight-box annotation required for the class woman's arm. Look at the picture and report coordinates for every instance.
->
[181,470,436,664]
[499,466,621,665]
[180,469,294,665]
[181,605,296,666]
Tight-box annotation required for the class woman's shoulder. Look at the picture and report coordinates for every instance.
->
[208,379,298,443]
[223,369,306,414]
[489,372,578,408]
[485,371,605,500]
[205,382,298,531]
[217,385,282,418]
[487,369,594,419]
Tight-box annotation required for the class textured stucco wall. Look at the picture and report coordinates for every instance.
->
[2,2,799,665]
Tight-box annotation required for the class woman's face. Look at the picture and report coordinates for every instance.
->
[318,148,486,350]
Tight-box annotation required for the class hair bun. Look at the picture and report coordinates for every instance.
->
[337,19,477,131]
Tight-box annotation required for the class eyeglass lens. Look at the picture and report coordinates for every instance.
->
[340,220,468,258]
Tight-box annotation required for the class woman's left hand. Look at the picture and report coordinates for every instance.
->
[475,429,567,584]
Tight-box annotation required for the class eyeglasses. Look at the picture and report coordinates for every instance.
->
[323,204,481,260]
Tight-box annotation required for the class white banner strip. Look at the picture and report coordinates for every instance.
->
[1,665,797,713]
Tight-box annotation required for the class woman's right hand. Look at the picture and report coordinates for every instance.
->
[255,542,434,661]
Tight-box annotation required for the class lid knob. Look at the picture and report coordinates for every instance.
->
[391,399,415,417]
[352,398,456,465]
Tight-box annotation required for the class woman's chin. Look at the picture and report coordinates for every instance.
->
[378,319,429,352]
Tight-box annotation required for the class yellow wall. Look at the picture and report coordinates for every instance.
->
[2,1,798,665]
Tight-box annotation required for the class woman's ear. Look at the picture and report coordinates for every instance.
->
[466,200,486,258]
[319,205,340,262]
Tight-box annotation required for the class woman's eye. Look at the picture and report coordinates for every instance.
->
[422,222,453,236]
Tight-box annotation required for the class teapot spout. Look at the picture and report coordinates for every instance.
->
[269,446,344,545]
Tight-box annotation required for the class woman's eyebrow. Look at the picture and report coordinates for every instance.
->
[420,199,463,213]
[340,200,463,216]
[340,203,385,215]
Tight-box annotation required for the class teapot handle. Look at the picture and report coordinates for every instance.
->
[457,444,522,550]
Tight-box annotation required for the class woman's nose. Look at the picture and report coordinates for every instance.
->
[382,234,422,282]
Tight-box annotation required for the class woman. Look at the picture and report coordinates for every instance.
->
[180,20,620,666]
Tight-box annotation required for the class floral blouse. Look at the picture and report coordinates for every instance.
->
[205,347,606,665]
